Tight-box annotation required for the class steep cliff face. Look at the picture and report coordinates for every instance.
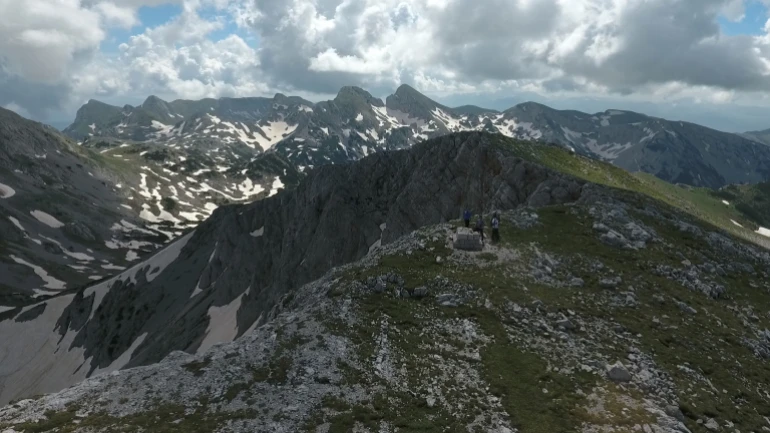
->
[0,132,601,404]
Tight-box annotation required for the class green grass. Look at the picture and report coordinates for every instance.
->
[322,196,770,433]
[491,136,770,249]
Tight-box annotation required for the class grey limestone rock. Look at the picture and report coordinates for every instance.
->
[607,362,633,383]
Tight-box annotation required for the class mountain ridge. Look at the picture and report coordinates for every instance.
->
[0,106,294,303]
[2,132,770,433]
[0,132,611,405]
[64,86,770,189]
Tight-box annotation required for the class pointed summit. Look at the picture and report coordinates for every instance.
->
[334,86,384,107]
[393,83,422,97]
[386,84,449,120]
[142,95,168,107]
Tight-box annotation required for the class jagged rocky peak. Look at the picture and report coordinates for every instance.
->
[141,95,166,106]
[272,92,313,108]
[335,86,384,107]
[386,83,447,119]
[59,83,770,190]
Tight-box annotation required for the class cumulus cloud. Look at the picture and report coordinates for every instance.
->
[94,2,140,28]
[240,0,770,100]
[0,0,265,118]
[3,0,770,129]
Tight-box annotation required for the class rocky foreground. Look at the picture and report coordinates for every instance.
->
[1,179,770,432]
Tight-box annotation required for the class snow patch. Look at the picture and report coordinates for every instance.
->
[30,210,64,228]
[756,227,770,238]
[8,216,25,233]
[10,255,66,290]
[197,291,247,354]
[254,121,298,151]
[237,178,265,198]
[0,183,16,199]
[268,177,284,197]
[431,108,462,131]
[731,220,744,228]
[722,200,730,206]
[250,226,264,237]
[39,236,94,261]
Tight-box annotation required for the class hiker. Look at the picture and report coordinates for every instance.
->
[491,213,500,243]
[463,209,472,228]
[475,214,485,245]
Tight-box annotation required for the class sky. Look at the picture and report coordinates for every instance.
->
[1,0,770,133]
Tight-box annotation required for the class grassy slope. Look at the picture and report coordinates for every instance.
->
[490,136,770,249]
[319,204,770,433]
[711,182,770,229]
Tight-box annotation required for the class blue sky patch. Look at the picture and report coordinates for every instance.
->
[101,4,183,53]
[718,1,768,35]
[99,3,258,53]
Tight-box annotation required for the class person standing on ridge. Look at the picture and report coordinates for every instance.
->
[491,213,500,243]
[463,209,472,228]
[475,214,485,246]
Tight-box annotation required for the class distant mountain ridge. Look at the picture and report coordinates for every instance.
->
[66,85,770,188]
[742,128,770,146]
[0,107,295,302]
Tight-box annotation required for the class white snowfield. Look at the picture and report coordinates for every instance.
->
[0,232,194,406]
[197,288,249,354]
[9,255,66,294]
[30,210,65,228]
[269,177,284,197]
[756,226,770,238]
[0,182,15,199]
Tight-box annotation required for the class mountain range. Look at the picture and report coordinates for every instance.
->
[65,84,770,189]
[0,106,296,304]
[1,132,770,433]
[5,82,770,432]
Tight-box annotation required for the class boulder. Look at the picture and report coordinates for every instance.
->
[665,405,685,423]
[704,418,719,431]
[607,362,633,382]
[599,276,622,289]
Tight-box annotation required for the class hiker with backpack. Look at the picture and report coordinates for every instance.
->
[491,213,500,243]
[474,214,485,246]
[463,209,471,228]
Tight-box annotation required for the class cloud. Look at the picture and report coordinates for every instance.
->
[0,0,265,118]
[3,0,770,132]
[0,0,104,84]
[240,0,770,99]
[71,0,266,104]
[94,2,140,29]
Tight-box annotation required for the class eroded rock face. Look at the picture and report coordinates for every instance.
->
[0,132,606,405]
